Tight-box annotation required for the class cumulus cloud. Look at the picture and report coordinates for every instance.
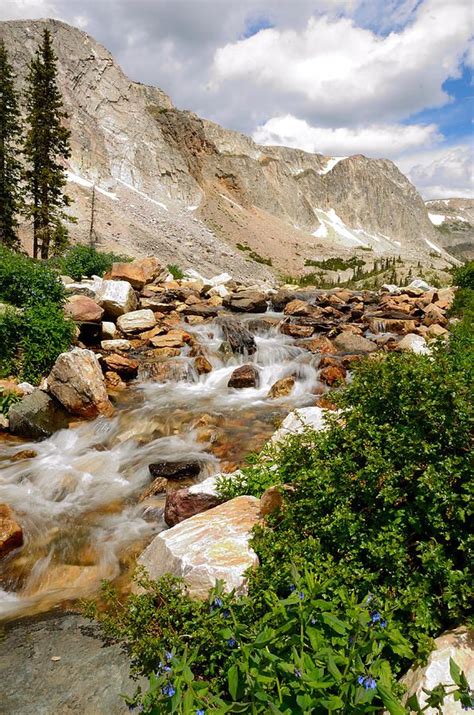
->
[0,0,58,21]
[396,144,474,199]
[211,0,472,125]
[253,115,441,158]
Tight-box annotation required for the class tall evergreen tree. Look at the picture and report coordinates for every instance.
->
[24,28,72,259]
[0,39,23,249]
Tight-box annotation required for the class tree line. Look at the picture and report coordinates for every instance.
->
[0,28,73,259]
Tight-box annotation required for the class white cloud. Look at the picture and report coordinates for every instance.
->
[212,0,472,125]
[252,115,441,158]
[0,0,59,21]
[396,144,474,199]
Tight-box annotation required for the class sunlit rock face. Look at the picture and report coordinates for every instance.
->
[136,496,260,598]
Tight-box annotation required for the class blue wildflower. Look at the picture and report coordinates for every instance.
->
[370,612,382,623]
[298,591,305,600]
[294,668,302,678]
[163,665,172,673]
[380,619,387,628]
[357,675,365,685]
[289,584,296,592]
[365,678,377,690]
[213,597,223,608]
[227,638,237,648]
[196,710,205,715]
[165,650,173,662]
[222,609,230,619]
[310,617,316,625]
[162,684,175,697]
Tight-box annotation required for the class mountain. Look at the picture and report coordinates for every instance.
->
[0,18,456,281]
[426,198,474,261]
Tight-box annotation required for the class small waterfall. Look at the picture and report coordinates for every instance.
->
[0,311,325,620]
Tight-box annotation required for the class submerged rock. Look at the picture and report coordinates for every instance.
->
[0,504,23,559]
[47,348,113,419]
[268,375,295,398]
[136,496,260,598]
[149,460,201,481]
[8,390,69,439]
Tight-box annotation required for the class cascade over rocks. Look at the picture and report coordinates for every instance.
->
[136,496,260,598]
[0,504,23,559]
[218,317,257,355]
[47,348,113,419]
[268,375,296,398]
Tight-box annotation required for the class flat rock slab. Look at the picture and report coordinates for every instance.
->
[0,612,142,714]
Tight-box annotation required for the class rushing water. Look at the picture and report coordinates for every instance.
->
[0,312,324,621]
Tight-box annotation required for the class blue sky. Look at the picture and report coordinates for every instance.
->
[1,0,473,197]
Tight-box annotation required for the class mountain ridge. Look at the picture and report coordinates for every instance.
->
[0,18,456,280]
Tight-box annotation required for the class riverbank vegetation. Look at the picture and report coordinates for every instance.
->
[86,268,473,712]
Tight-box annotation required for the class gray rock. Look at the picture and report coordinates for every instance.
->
[218,317,256,354]
[8,391,69,440]
[334,332,377,354]
[0,613,142,714]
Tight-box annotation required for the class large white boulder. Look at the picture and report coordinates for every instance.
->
[271,406,327,444]
[97,280,138,318]
[397,333,430,355]
[117,309,156,334]
[136,495,260,598]
[400,628,473,714]
[47,348,113,419]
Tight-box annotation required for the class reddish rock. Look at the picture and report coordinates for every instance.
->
[150,329,192,348]
[320,365,347,386]
[318,355,340,369]
[65,295,104,322]
[284,299,313,317]
[297,336,336,354]
[268,375,295,398]
[110,257,164,290]
[280,322,314,338]
[102,353,139,378]
[422,304,448,327]
[0,504,23,559]
[48,348,113,419]
[367,318,417,335]
[228,364,259,388]
[341,354,363,369]
[104,371,126,391]
[165,488,222,527]
[195,356,213,374]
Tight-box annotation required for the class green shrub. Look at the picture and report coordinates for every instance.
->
[19,303,75,383]
[0,246,65,307]
[0,390,21,415]
[0,307,23,378]
[452,260,474,290]
[167,264,185,279]
[243,337,472,652]
[55,245,131,281]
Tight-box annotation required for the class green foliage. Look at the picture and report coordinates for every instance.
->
[304,256,365,271]
[0,245,65,307]
[23,28,73,259]
[55,245,130,280]
[450,260,474,320]
[19,302,75,383]
[0,307,22,378]
[0,40,23,249]
[0,389,21,416]
[242,336,473,652]
[167,264,185,279]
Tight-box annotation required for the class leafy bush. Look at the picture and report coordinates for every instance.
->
[0,307,23,378]
[242,338,472,652]
[0,245,65,307]
[452,260,474,290]
[0,389,21,416]
[167,264,185,279]
[55,245,131,280]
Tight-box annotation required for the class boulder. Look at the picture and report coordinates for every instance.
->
[396,334,430,355]
[320,365,347,386]
[368,318,417,334]
[47,348,113,419]
[298,336,336,354]
[427,323,449,339]
[101,321,119,340]
[65,295,104,322]
[110,257,164,290]
[224,290,267,313]
[8,390,69,439]
[195,356,213,374]
[102,353,139,378]
[0,504,23,558]
[96,280,138,318]
[218,317,256,355]
[284,299,313,317]
[268,375,295,398]
[164,477,223,526]
[149,460,201,481]
[271,406,327,444]
[228,364,259,389]
[334,332,377,354]
[150,329,191,348]
[144,359,191,382]
[280,322,314,338]
[136,496,260,598]
[117,309,156,334]
[100,339,131,352]
[422,303,448,327]
[399,627,473,714]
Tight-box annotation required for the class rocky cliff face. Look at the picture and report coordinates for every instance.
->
[426,198,474,261]
[0,18,454,279]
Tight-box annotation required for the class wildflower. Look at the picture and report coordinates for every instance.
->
[196,710,205,715]
[162,684,175,697]
[370,612,382,623]
[222,609,230,619]
[365,678,377,690]
[165,650,173,662]
[298,591,305,600]
[289,584,296,592]
[380,619,387,628]
[365,595,373,604]
[163,665,172,673]
[310,617,316,625]
[357,675,365,685]
[294,668,302,678]
[227,637,237,648]
[213,597,223,608]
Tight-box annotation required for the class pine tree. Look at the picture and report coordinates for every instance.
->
[24,28,72,259]
[0,39,23,249]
